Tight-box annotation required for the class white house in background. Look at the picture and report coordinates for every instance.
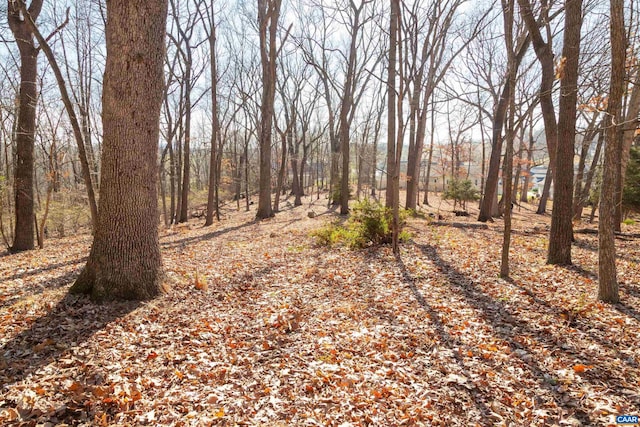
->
[529,165,549,194]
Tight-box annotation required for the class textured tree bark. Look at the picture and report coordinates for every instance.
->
[179,44,193,224]
[517,0,559,217]
[598,0,624,303]
[8,0,44,252]
[478,40,528,221]
[256,0,281,219]
[573,118,602,219]
[547,0,582,265]
[205,6,220,226]
[500,0,516,279]
[338,4,362,215]
[71,0,167,301]
[388,0,401,254]
[386,0,398,210]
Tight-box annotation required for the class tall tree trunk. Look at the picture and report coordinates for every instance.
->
[160,144,170,227]
[256,0,281,219]
[576,130,604,219]
[370,97,383,199]
[520,123,535,202]
[517,0,559,217]
[205,8,220,226]
[274,130,288,212]
[8,0,44,252]
[501,0,516,278]
[386,1,398,210]
[478,69,517,221]
[71,0,167,301]
[598,0,624,303]
[573,120,602,218]
[179,70,192,223]
[339,6,361,215]
[388,0,401,253]
[548,0,582,265]
[169,141,176,223]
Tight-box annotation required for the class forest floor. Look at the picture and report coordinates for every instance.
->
[1,192,639,426]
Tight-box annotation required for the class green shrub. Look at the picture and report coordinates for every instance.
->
[349,198,393,246]
[310,221,346,247]
[311,199,410,249]
[442,179,479,210]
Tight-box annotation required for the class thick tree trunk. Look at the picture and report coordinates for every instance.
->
[386,1,398,210]
[8,0,43,252]
[10,52,38,252]
[71,0,167,301]
[256,0,280,219]
[501,0,516,278]
[599,0,624,303]
[548,0,582,265]
[205,16,219,226]
[518,0,559,217]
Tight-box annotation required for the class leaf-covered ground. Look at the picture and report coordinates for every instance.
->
[1,195,639,426]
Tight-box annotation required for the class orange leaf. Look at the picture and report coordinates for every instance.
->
[34,338,55,352]
[195,268,208,291]
[67,381,84,393]
[573,364,591,373]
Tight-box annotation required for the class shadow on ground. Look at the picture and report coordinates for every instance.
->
[0,294,139,418]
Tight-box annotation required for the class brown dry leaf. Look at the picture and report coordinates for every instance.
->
[1,193,639,426]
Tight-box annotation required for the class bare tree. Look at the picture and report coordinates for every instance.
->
[547,0,582,265]
[168,0,207,223]
[256,0,282,219]
[7,0,44,252]
[387,0,401,253]
[404,0,491,210]
[478,16,533,221]
[500,0,517,278]
[202,1,221,226]
[298,0,381,211]
[20,4,99,232]
[598,0,625,303]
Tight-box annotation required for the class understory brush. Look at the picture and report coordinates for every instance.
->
[311,199,410,249]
